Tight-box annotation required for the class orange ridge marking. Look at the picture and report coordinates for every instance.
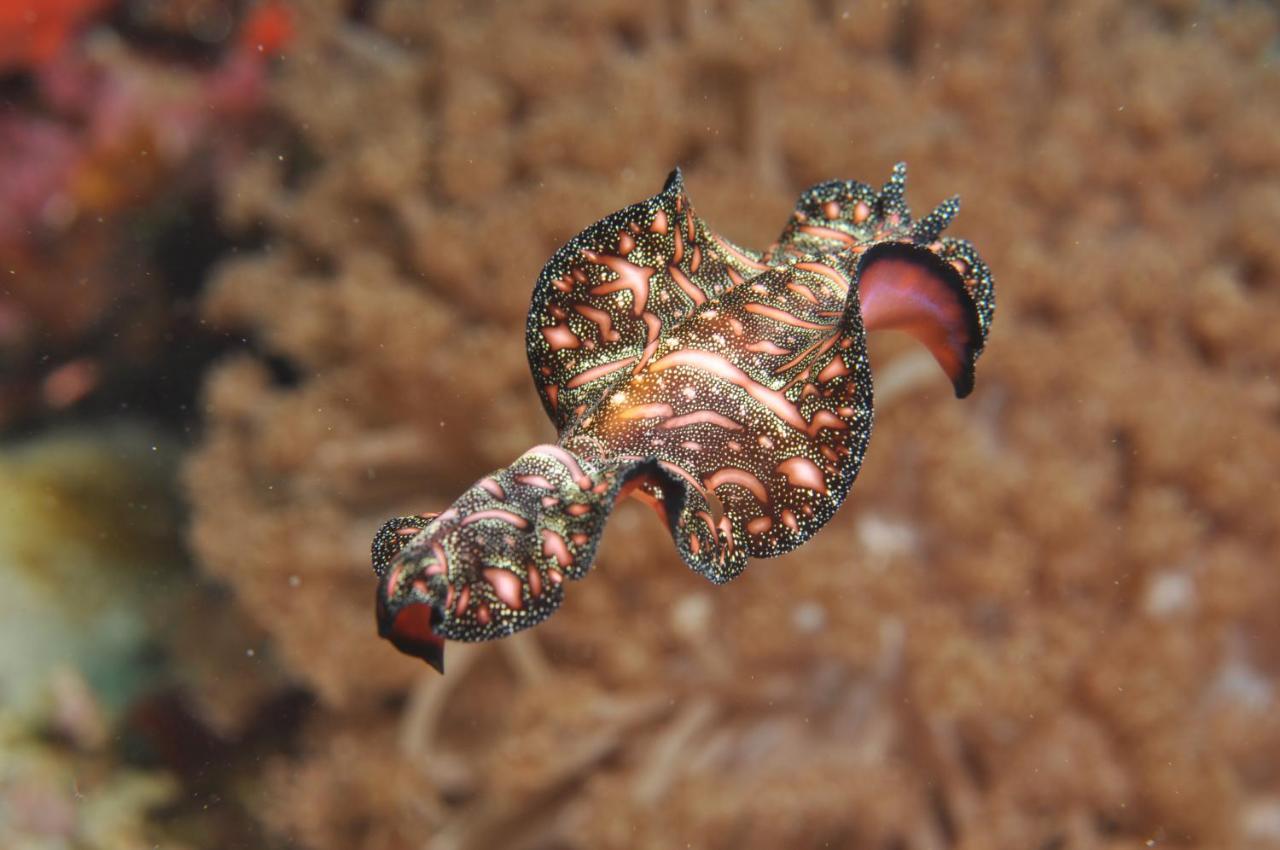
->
[565,356,639,388]
[573,303,621,342]
[484,569,524,610]
[703,467,770,504]
[542,530,573,567]
[529,444,594,490]
[514,474,554,490]
[615,402,675,421]
[659,410,744,431]
[797,224,855,246]
[744,302,831,330]
[584,251,656,315]
[543,323,581,350]
[668,264,706,305]
[650,349,835,437]
[777,457,828,494]
[746,339,791,356]
[713,234,768,270]
[818,357,849,382]
[461,509,529,529]
[776,335,838,375]
[787,282,820,304]
[794,261,850,294]
[631,313,665,375]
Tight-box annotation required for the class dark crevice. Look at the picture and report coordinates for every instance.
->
[0,71,37,108]
[347,0,380,24]
[1095,811,1125,836]
[779,148,816,195]
[674,135,709,173]
[1017,297,1066,330]
[888,1,920,71]
[296,244,340,277]
[1110,428,1136,514]
[1237,257,1267,293]
[508,86,533,127]
[814,827,857,848]
[261,353,303,389]
[956,728,991,790]
[928,784,958,846]
[3,193,266,437]
[1147,0,1195,33]
[278,128,324,192]
[133,685,313,848]
[690,60,757,158]
[666,0,689,40]
[1186,318,1221,367]
[614,18,648,54]
[107,4,233,68]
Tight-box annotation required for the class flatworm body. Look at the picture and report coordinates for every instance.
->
[373,164,996,672]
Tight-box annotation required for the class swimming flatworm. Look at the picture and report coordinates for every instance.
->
[372,164,996,672]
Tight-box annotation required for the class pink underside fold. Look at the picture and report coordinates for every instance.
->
[857,249,975,394]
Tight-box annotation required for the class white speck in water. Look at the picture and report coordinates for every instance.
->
[791,601,826,634]
[1144,570,1196,617]
[670,593,712,638]
[1244,799,1280,841]
[856,514,917,559]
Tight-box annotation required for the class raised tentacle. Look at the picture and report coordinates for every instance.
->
[877,161,911,221]
[911,195,961,245]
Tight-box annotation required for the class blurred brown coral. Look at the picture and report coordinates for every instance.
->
[186,1,1280,848]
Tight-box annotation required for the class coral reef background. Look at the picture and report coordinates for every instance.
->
[4,1,1280,848]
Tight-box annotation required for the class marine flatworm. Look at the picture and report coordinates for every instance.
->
[372,163,996,672]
